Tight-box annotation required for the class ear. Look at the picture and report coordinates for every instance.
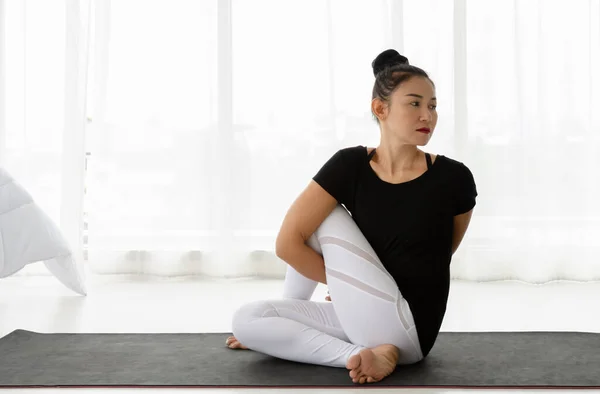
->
[371,98,388,121]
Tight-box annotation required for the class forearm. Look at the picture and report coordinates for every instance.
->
[451,236,462,255]
[276,240,327,284]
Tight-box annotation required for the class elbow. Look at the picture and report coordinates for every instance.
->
[275,241,286,260]
[275,231,302,260]
[275,233,292,259]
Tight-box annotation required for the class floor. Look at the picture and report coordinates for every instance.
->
[1,274,599,393]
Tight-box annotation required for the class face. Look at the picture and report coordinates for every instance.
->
[373,76,438,145]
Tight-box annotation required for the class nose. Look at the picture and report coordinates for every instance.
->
[420,108,433,123]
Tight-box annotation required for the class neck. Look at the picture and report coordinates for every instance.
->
[374,140,422,176]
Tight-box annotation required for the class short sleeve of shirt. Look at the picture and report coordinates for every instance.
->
[454,163,478,215]
[312,149,354,206]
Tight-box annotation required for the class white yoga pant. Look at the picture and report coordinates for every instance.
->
[232,204,423,367]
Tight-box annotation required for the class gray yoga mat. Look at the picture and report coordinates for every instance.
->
[1,329,599,388]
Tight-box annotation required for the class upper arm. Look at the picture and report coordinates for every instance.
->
[451,162,477,253]
[275,147,356,256]
[275,180,338,257]
[452,208,474,254]
[453,209,473,238]
[453,163,477,216]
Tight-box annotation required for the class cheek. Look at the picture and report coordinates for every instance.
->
[393,106,413,121]
[393,111,413,129]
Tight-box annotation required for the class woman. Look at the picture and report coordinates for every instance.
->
[226,49,477,384]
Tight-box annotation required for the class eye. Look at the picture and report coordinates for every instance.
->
[410,102,420,107]
[429,104,437,110]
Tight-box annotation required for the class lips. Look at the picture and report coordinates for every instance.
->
[417,128,431,133]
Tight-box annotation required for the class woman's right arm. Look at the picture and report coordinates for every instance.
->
[275,180,338,284]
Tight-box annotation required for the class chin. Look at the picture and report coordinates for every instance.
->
[417,135,432,146]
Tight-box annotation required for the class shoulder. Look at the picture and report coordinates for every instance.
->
[437,155,472,173]
[437,155,477,191]
[326,145,369,166]
[436,154,462,167]
[339,145,369,158]
[315,145,366,177]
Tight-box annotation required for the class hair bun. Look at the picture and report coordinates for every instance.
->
[372,49,409,76]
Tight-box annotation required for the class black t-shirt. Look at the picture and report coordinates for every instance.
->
[312,145,477,358]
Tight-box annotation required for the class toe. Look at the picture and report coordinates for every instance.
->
[227,340,238,348]
[346,354,361,370]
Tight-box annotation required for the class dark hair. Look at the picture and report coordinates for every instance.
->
[371,49,434,122]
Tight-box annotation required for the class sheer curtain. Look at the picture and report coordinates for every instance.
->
[1,0,599,282]
[460,0,600,282]
[0,0,90,276]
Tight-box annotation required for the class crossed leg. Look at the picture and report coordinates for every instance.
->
[230,205,423,383]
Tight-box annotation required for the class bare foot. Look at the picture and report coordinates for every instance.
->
[346,344,399,384]
[225,336,249,350]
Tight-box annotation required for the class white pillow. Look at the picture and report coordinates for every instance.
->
[0,168,87,295]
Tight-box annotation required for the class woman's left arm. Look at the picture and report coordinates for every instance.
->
[452,209,474,255]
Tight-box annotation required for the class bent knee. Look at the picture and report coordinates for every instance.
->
[231,300,278,340]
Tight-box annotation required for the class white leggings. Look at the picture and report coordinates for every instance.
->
[231,205,423,367]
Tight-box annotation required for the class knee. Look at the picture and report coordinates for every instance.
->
[305,233,322,255]
[231,300,278,341]
[314,204,357,240]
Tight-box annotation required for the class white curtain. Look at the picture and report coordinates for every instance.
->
[1,0,599,283]
[0,0,90,276]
